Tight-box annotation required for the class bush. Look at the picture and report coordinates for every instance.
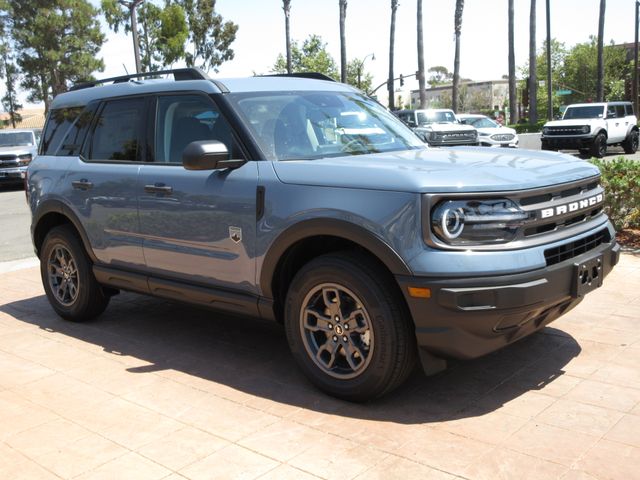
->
[509,121,546,134]
[590,157,640,230]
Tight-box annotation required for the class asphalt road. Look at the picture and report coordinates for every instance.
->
[0,185,34,263]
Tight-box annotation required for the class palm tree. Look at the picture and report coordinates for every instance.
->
[388,0,399,110]
[339,0,347,83]
[508,0,517,123]
[596,0,606,102]
[452,0,464,112]
[529,0,537,124]
[283,0,292,74]
[417,0,427,108]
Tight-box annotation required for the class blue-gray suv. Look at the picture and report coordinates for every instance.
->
[27,69,619,400]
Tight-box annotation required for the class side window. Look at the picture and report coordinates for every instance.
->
[57,107,96,157]
[155,94,239,163]
[606,106,617,119]
[626,104,635,116]
[87,98,145,162]
[615,105,626,119]
[41,107,83,155]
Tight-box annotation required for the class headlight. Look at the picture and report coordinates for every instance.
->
[431,199,533,245]
[429,132,438,141]
[542,127,550,135]
[17,154,32,166]
[581,125,590,134]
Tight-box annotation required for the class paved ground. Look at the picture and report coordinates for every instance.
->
[0,255,638,480]
[0,185,34,262]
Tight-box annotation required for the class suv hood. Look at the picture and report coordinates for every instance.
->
[0,145,36,155]
[545,119,603,127]
[272,147,600,193]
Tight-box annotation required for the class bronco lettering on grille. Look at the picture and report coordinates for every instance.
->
[539,193,604,219]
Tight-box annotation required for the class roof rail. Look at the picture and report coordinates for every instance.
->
[69,67,210,91]
[263,72,337,82]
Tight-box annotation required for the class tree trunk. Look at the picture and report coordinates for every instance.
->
[417,0,426,108]
[283,0,292,74]
[129,1,142,74]
[388,0,398,110]
[596,0,606,102]
[452,0,464,112]
[529,0,537,124]
[339,0,347,83]
[508,0,517,123]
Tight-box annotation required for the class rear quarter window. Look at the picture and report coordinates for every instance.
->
[41,107,83,155]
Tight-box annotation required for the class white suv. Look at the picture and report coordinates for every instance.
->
[396,108,478,147]
[541,102,638,158]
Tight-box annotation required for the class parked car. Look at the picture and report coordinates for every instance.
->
[27,69,619,401]
[541,101,638,158]
[458,114,519,148]
[396,108,478,147]
[0,128,40,185]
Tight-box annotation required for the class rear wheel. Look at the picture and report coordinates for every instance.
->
[284,251,416,401]
[590,132,607,158]
[40,225,109,322]
[622,130,639,154]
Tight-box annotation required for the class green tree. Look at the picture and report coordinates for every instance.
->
[0,47,22,128]
[9,0,104,112]
[178,0,238,72]
[427,66,452,87]
[346,58,373,92]
[452,0,464,112]
[272,34,338,79]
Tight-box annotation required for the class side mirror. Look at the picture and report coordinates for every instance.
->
[182,140,244,170]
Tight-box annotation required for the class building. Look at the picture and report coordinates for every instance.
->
[0,108,46,130]
[410,79,509,114]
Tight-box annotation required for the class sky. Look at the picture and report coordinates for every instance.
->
[3,0,638,107]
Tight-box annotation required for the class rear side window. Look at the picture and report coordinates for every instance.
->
[87,98,145,161]
[41,107,83,155]
[615,105,626,118]
[625,104,634,116]
[57,107,96,157]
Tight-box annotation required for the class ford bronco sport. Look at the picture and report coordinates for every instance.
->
[28,69,619,401]
[541,101,638,158]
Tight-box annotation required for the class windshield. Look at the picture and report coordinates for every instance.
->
[461,117,497,128]
[416,110,458,125]
[227,91,425,160]
[563,106,604,120]
[0,131,34,147]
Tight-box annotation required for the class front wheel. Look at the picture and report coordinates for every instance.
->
[40,225,109,322]
[590,132,607,158]
[284,251,416,401]
[622,130,639,154]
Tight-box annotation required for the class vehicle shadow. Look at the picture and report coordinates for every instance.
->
[0,292,581,424]
[0,183,25,192]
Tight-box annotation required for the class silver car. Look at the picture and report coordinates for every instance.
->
[0,129,41,185]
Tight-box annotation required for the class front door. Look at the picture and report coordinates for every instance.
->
[138,94,258,293]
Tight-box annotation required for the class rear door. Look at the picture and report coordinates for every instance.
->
[138,93,258,293]
[605,105,626,143]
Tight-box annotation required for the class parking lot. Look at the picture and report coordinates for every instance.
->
[0,248,639,479]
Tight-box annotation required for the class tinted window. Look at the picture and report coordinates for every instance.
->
[615,105,626,118]
[563,106,604,119]
[155,94,236,163]
[41,107,82,155]
[57,108,95,157]
[626,104,634,116]
[0,131,34,147]
[88,98,144,161]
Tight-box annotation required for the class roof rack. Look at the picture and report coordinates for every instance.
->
[263,72,337,82]
[69,67,210,91]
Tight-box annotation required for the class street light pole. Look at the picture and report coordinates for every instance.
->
[546,0,552,120]
[357,53,375,90]
[635,1,639,114]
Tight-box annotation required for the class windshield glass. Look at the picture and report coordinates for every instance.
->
[563,106,604,120]
[0,131,34,147]
[228,91,425,160]
[416,110,458,125]
[461,117,497,128]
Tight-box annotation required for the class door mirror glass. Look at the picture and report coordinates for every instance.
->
[182,140,230,170]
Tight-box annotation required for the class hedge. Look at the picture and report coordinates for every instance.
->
[590,157,640,230]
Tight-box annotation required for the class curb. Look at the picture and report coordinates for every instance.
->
[0,256,39,274]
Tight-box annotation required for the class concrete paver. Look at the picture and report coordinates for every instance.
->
[0,254,638,479]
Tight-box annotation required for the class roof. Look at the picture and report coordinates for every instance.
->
[567,102,631,108]
[51,73,356,109]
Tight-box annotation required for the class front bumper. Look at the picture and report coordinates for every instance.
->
[0,166,27,183]
[541,135,594,150]
[479,136,519,148]
[397,239,619,360]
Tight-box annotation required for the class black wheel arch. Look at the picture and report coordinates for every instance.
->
[32,200,97,263]
[259,218,412,304]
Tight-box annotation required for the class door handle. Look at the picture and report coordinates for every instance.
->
[72,179,93,190]
[144,183,173,195]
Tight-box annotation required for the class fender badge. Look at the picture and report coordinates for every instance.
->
[229,226,242,244]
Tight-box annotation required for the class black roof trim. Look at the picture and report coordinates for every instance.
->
[70,68,211,91]
[262,72,337,82]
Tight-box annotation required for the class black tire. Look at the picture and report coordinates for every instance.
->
[40,225,109,322]
[284,251,416,402]
[578,148,590,158]
[622,130,639,154]
[590,132,607,158]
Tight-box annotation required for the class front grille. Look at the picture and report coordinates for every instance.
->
[544,126,588,136]
[544,228,610,266]
[0,154,18,161]
[438,132,476,142]
[0,156,19,169]
[491,133,515,141]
